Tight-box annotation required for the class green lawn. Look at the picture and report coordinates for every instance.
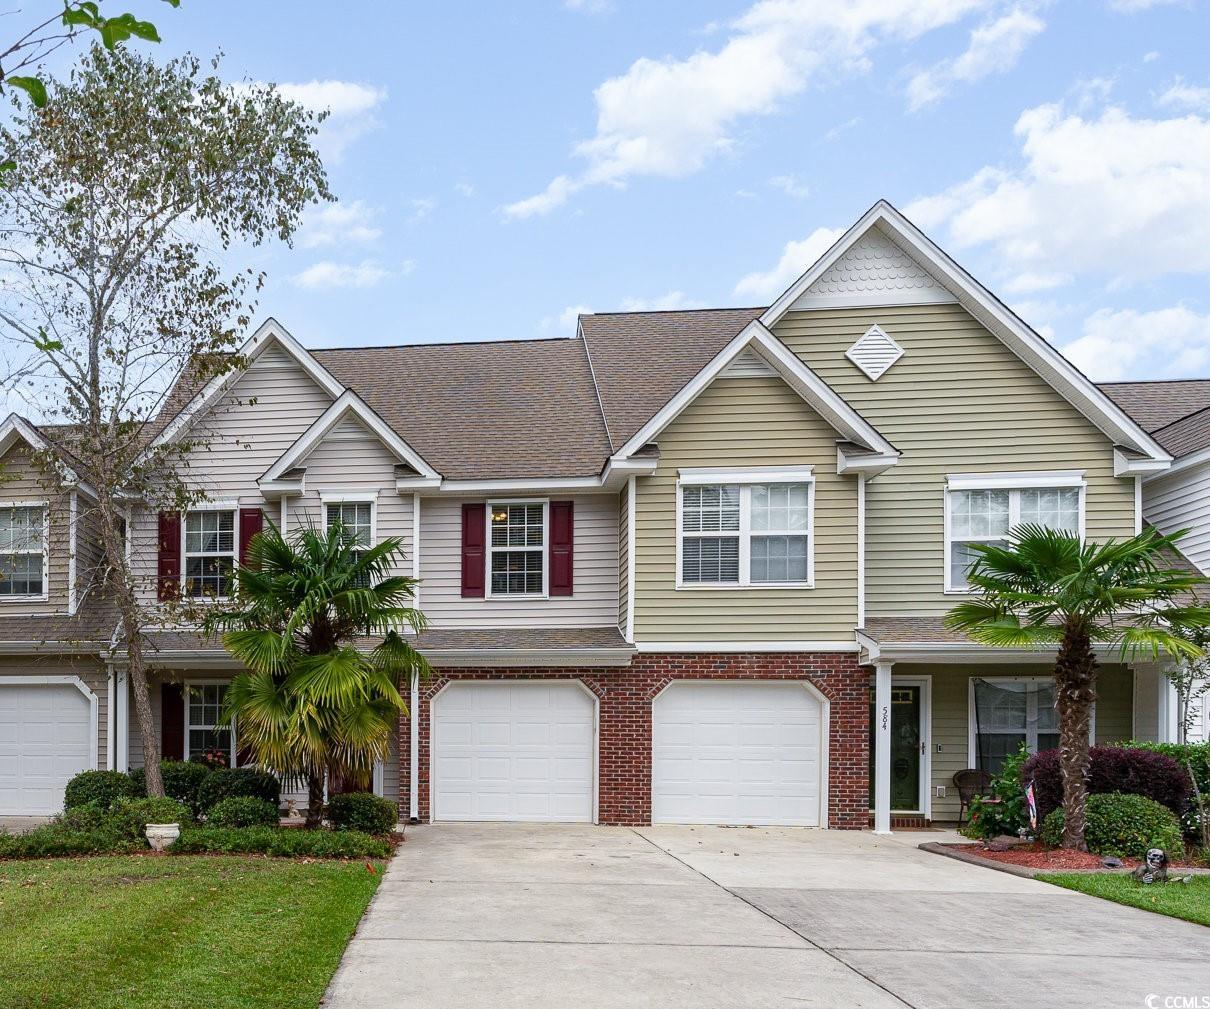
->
[0,855,384,1009]
[1039,872,1210,927]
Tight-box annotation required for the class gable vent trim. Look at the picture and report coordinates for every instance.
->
[845,324,904,382]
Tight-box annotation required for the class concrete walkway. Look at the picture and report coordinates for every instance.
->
[324,824,1210,1009]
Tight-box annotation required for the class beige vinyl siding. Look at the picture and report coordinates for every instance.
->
[1144,463,1210,575]
[74,500,106,608]
[618,482,629,633]
[0,445,70,614]
[419,494,619,628]
[632,374,857,642]
[284,415,416,582]
[898,663,1134,821]
[0,656,109,769]
[130,346,335,603]
[774,305,1135,617]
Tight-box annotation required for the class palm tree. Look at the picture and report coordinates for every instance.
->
[945,525,1210,850]
[205,521,428,828]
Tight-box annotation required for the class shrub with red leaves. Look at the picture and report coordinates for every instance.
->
[1021,746,1190,823]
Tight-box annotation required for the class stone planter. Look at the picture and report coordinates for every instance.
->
[145,822,181,852]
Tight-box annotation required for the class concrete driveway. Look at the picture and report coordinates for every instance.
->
[324,824,1210,1009]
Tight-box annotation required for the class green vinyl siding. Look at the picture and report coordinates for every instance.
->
[896,663,1135,821]
[774,304,1136,618]
[632,374,857,642]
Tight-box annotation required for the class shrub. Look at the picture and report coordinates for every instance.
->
[126,761,214,819]
[1041,792,1185,858]
[197,767,280,813]
[959,744,1032,840]
[0,824,140,859]
[208,796,280,829]
[109,796,189,840]
[326,792,397,835]
[1022,746,1190,823]
[55,801,114,833]
[63,769,134,811]
[172,825,391,859]
[1122,741,1210,836]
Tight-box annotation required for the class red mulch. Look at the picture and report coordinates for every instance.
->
[949,842,1197,870]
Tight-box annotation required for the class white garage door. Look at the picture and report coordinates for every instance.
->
[432,681,595,822]
[653,681,824,827]
[0,682,94,815]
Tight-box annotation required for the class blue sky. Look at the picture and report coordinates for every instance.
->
[58,1,1210,379]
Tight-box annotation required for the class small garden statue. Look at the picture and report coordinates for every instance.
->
[1132,848,1193,885]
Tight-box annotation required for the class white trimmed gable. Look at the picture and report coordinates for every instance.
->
[789,225,955,310]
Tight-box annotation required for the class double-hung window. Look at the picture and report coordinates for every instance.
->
[678,471,813,587]
[0,504,46,598]
[489,502,546,596]
[186,683,234,764]
[183,509,235,598]
[326,500,374,586]
[970,678,1061,774]
[946,475,1083,591]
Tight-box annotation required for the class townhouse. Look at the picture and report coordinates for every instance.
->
[0,200,1197,828]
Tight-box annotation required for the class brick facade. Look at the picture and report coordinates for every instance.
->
[397,651,869,829]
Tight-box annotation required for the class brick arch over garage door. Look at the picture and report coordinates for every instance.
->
[402,652,868,829]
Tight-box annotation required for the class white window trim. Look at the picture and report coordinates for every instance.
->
[966,675,1095,767]
[321,494,379,548]
[485,498,549,600]
[184,679,237,767]
[943,475,1086,594]
[181,503,239,601]
[675,473,815,590]
[0,499,50,602]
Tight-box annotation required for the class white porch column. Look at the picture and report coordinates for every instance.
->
[115,667,129,773]
[873,660,893,835]
[409,669,420,822]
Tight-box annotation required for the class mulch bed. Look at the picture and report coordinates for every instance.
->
[948,842,1198,870]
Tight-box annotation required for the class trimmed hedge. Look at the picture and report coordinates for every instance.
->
[109,797,190,840]
[1022,746,1190,823]
[207,796,280,829]
[126,761,216,819]
[327,792,397,835]
[1041,792,1185,858]
[197,768,280,813]
[63,770,134,811]
[172,825,391,859]
[0,826,141,859]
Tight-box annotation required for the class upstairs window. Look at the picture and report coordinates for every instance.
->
[0,504,45,598]
[184,510,235,598]
[326,500,374,586]
[489,502,546,596]
[678,473,813,588]
[946,476,1082,591]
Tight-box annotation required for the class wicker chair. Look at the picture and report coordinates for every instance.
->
[953,769,993,823]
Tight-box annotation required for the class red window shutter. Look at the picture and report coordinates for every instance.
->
[461,502,486,598]
[549,500,574,596]
[157,511,181,601]
[161,683,185,761]
[238,507,264,568]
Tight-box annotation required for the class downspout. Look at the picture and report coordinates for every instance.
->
[106,663,115,770]
[856,474,866,629]
[410,491,421,823]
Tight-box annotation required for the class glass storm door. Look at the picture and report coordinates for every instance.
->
[869,685,922,811]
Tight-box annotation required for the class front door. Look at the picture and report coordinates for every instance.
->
[869,685,922,812]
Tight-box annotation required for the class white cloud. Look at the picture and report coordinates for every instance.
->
[906,7,1046,111]
[769,174,810,199]
[291,260,391,290]
[1157,78,1210,112]
[617,291,707,312]
[267,80,387,162]
[1062,306,1210,380]
[1143,50,1161,63]
[454,182,476,198]
[734,226,845,301]
[408,197,437,224]
[1002,271,1072,294]
[565,0,614,12]
[298,200,381,249]
[504,0,990,218]
[1108,0,1182,11]
[906,102,1210,287]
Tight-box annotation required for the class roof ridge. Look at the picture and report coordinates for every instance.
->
[1099,377,1210,386]
[310,335,580,353]
[1152,402,1210,434]
[583,306,764,317]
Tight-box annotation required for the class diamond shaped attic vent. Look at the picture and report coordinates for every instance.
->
[845,324,904,381]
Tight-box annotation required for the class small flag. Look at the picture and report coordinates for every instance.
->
[1025,781,1038,833]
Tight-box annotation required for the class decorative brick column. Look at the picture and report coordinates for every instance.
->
[397,652,869,829]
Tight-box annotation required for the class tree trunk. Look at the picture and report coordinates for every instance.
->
[305,769,325,829]
[97,501,164,797]
[1054,620,1098,850]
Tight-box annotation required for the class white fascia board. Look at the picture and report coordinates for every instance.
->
[836,445,899,477]
[261,389,439,483]
[612,320,896,462]
[635,640,860,653]
[420,647,635,668]
[433,475,612,495]
[761,201,1170,463]
[946,470,1086,491]
[150,318,346,450]
[861,641,1123,665]
[0,414,86,488]
[257,476,305,499]
[678,465,814,485]
[396,475,442,492]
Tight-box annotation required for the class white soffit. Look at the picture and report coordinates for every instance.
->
[845,324,904,381]
[788,225,956,310]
